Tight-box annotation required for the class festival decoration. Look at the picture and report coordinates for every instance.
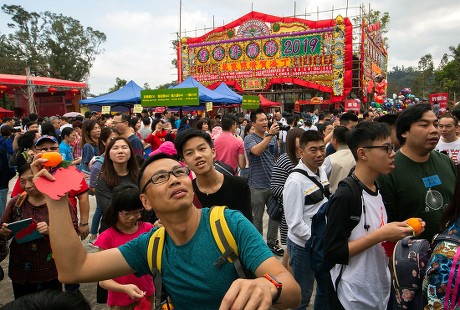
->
[48,87,57,95]
[70,88,79,96]
[180,11,353,102]
[0,85,7,93]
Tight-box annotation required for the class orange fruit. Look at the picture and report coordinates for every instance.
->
[41,152,62,167]
[407,218,422,234]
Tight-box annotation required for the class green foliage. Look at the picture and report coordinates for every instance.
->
[108,77,127,93]
[0,4,106,81]
[388,44,460,100]
[156,81,178,89]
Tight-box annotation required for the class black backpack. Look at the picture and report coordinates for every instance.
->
[310,176,363,272]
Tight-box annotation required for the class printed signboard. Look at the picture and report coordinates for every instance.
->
[141,88,199,107]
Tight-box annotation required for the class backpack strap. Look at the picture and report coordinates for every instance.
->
[13,191,28,219]
[291,168,331,199]
[332,177,363,290]
[210,206,246,279]
[147,226,166,309]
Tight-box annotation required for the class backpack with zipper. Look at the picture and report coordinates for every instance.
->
[424,217,460,310]
[392,236,431,309]
[146,206,250,309]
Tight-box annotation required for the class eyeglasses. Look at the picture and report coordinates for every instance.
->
[362,144,396,154]
[141,166,190,193]
[36,146,59,152]
[112,120,127,125]
[118,209,144,217]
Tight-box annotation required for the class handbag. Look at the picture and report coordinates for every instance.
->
[214,160,235,176]
[267,195,283,222]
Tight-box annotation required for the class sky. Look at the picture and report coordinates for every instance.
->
[1,0,459,95]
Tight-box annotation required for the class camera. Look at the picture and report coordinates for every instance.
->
[12,128,22,133]
[277,122,290,131]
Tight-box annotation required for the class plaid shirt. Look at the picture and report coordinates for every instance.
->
[72,135,82,158]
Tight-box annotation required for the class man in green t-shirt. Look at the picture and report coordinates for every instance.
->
[379,104,457,240]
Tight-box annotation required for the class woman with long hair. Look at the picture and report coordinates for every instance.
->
[95,137,139,233]
[94,136,138,303]
[88,127,120,243]
[129,117,142,139]
[270,128,305,269]
[80,120,101,173]
[143,119,168,153]
[94,185,155,309]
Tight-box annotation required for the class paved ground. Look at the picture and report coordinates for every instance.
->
[0,176,314,309]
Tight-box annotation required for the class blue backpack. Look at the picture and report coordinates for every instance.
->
[424,217,460,309]
[310,176,363,272]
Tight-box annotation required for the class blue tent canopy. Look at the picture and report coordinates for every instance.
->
[174,77,240,104]
[80,80,142,105]
[213,83,242,103]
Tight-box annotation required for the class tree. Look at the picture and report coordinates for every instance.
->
[143,82,151,90]
[0,4,106,81]
[435,44,460,96]
[108,77,127,93]
[156,81,178,89]
[415,54,434,98]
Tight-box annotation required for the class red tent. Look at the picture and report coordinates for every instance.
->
[259,94,281,107]
[0,107,14,118]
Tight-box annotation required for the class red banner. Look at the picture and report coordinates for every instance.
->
[344,99,361,112]
[430,93,448,113]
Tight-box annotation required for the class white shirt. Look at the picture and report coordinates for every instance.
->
[283,160,329,246]
[435,137,460,164]
[331,189,390,310]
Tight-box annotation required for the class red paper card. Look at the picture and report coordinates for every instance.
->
[34,166,84,200]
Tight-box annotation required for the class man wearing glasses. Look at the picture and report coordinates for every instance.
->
[325,121,418,309]
[31,153,301,309]
[112,113,143,157]
[379,104,457,241]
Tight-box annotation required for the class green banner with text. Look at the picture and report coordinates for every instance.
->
[242,95,260,110]
[141,88,200,107]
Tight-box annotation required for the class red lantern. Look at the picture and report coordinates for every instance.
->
[48,87,57,95]
[0,85,7,94]
[70,88,79,96]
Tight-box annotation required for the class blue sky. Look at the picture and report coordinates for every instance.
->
[1,0,459,95]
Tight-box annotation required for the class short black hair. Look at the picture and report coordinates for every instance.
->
[142,117,151,126]
[340,112,359,125]
[174,128,212,158]
[396,103,432,145]
[376,113,399,126]
[348,121,390,160]
[137,153,178,190]
[299,130,324,148]
[221,114,238,131]
[332,126,350,145]
[151,119,163,131]
[17,163,32,176]
[250,109,265,123]
[28,113,38,122]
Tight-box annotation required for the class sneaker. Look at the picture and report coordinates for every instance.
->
[268,244,284,257]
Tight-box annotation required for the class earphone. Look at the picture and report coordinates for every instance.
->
[352,174,371,232]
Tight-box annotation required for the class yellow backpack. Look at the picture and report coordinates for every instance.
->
[147,206,247,308]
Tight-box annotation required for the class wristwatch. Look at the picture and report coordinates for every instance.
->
[265,133,275,137]
[79,222,89,227]
[264,273,283,305]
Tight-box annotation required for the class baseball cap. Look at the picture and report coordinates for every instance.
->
[34,135,58,148]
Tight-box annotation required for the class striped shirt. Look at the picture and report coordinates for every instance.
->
[244,133,278,188]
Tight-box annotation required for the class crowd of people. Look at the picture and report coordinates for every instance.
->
[0,103,459,309]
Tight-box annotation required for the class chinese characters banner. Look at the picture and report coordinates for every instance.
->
[180,11,353,102]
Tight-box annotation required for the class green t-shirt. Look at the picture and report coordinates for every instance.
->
[378,150,457,240]
[119,208,273,310]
